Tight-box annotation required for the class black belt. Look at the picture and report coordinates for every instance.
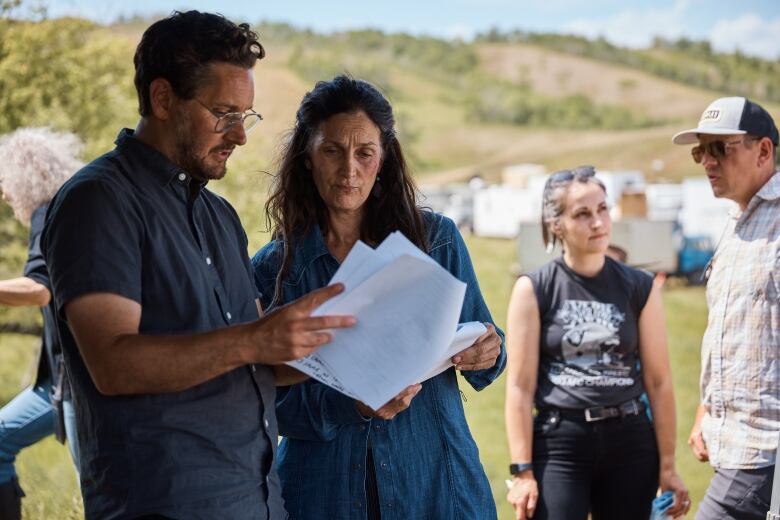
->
[540,398,645,423]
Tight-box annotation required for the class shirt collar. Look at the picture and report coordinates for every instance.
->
[114,128,193,188]
[732,170,780,219]
[755,170,780,202]
[286,224,333,283]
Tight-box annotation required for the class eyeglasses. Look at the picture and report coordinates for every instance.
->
[194,99,263,133]
[690,137,756,164]
[546,165,596,186]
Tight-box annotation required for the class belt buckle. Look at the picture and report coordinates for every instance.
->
[584,407,607,422]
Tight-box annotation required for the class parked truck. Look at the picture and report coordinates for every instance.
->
[516,219,713,284]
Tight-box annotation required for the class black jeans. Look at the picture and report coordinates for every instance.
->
[531,409,660,520]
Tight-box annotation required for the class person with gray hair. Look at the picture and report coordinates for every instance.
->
[0,127,82,520]
[673,97,779,520]
[504,166,689,519]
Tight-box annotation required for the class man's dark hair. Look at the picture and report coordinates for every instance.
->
[133,10,265,117]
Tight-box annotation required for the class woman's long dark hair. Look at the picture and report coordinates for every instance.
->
[265,74,427,305]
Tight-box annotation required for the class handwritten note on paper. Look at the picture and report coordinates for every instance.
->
[286,232,482,410]
[289,354,359,400]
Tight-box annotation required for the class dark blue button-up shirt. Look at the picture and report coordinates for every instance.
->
[42,129,285,520]
[252,212,505,520]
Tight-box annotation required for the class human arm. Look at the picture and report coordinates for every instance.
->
[64,283,354,395]
[504,276,540,520]
[0,277,50,307]
[688,403,709,462]
[638,282,690,517]
[2,204,52,307]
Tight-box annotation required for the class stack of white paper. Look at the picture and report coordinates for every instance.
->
[286,231,486,410]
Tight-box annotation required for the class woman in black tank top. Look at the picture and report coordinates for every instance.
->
[504,167,690,520]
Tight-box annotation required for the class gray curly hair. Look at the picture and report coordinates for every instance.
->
[0,127,83,223]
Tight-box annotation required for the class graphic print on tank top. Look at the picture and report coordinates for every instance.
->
[548,299,635,387]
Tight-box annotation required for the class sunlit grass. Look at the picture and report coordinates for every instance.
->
[2,237,711,518]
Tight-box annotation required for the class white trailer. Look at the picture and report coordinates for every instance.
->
[516,219,678,274]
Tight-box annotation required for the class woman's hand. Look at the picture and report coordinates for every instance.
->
[355,384,422,420]
[507,472,538,520]
[659,468,690,518]
[452,323,501,371]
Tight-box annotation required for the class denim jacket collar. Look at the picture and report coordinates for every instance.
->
[285,224,334,287]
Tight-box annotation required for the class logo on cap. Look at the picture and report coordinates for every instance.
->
[700,109,721,123]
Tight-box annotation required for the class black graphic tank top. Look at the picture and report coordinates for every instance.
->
[525,256,653,409]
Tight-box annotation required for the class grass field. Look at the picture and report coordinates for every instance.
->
[0,236,712,519]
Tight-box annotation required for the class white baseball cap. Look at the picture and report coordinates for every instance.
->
[672,96,779,146]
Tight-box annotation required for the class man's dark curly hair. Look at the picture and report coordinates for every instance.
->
[133,10,265,117]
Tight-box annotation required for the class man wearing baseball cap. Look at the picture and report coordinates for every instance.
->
[673,97,779,520]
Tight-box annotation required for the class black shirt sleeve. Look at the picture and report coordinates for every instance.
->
[23,204,50,289]
[42,176,144,319]
[629,266,654,316]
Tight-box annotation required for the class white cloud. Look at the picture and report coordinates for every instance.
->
[709,13,780,59]
[443,23,476,41]
[562,0,692,48]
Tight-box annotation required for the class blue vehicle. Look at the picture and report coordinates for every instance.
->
[678,235,714,285]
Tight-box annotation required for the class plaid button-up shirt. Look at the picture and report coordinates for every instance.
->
[700,171,780,469]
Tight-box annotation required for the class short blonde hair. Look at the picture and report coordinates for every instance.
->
[0,127,83,223]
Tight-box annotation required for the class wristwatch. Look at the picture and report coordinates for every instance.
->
[509,462,533,476]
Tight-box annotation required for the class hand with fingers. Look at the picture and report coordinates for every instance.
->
[688,419,709,462]
[452,323,501,371]
[507,473,538,520]
[659,468,691,518]
[247,283,355,365]
[355,384,422,420]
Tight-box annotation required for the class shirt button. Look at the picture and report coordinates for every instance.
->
[387,502,394,508]
[353,501,362,509]
[226,312,232,321]
[380,462,388,470]
[358,425,366,431]
[206,257,212,265]
[177,172,186,182]
[373,424,381,431]
[351,463,362,470]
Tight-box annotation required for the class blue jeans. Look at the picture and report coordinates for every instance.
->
[531,409,660,520]
[0,383,79,485]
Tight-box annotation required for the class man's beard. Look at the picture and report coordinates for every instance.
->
[173,111,229,182]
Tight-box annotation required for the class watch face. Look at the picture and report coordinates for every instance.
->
[509,463,533,475]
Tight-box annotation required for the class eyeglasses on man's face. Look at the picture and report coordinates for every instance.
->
[194,99,263,134]
[690,137,757,164]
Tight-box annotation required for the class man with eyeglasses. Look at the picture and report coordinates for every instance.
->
[40,11,353,520]
[672,97,779,520]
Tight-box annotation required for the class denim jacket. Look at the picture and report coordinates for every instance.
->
[252,212,505,520]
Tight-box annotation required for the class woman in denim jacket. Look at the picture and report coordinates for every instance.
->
[252,75,505,520]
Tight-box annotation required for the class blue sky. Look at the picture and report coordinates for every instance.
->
[37,0,780,59]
